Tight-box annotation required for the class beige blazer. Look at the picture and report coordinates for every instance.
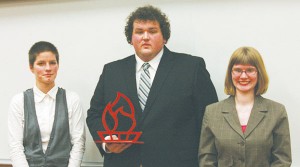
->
[199,96,292,167]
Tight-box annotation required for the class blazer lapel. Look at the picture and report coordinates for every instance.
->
[141,47,175,121]
[124,55,143,115]
[244,96,267,138]
[222,97,245,138]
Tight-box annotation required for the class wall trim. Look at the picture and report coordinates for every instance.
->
[0,159,10,165]
[0,159,103,167]
[81,161,103,167]
[0,158,11,165]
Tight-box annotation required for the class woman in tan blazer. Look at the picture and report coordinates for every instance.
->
[199,47,292,167]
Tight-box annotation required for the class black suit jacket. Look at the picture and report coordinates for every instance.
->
[86,46,218,167]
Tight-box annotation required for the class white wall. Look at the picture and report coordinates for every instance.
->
[1,0,299,166]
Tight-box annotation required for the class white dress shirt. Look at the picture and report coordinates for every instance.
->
[8,85,86,167]
[135,48,163,91]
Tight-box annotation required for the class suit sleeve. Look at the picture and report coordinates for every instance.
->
[86,65,107,155]
[271,105,292,167]
[192,57,218,134]
[198,106,218,167]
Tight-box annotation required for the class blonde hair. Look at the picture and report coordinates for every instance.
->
[224,46,269,95]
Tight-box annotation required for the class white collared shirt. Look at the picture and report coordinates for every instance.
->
[8,85,85,167]
[135,48,164,91]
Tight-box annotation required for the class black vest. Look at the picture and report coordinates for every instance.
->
[23,88,72,167]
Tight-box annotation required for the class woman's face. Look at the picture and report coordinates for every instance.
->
[231,64,258,94]
[30,51,59,87]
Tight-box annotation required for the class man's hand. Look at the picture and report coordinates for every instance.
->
[104,135,132,153]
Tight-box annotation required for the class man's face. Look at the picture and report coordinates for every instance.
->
[131,20,166,62]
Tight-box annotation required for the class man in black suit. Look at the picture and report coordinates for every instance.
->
[86,5,218,167]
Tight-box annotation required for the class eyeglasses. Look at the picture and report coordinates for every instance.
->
[232,68,257,76]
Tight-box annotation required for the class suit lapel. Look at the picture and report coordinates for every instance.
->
[244,96,267,138]
[222,97,245,138]
[124,55,143,115]
[141,47,175,121]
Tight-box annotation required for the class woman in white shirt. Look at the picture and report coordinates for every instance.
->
[8,41,85,167]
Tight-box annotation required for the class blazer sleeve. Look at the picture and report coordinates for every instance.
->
[198,106,218,167]
[271,105,292,167]
[86,65,107,155]
[192,57,218,134]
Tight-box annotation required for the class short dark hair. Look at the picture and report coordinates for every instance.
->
[124,5,171,44]
[28,41,59,66]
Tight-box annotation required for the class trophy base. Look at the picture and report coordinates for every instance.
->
[96,131,144,144]
[95,140,144,144]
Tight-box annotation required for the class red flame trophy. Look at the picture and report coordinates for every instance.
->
[95,92,143,144]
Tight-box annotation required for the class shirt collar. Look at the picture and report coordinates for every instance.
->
[135,48,164,72]
[33,85,58,102]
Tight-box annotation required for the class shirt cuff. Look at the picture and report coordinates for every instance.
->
[102,136,111,153]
